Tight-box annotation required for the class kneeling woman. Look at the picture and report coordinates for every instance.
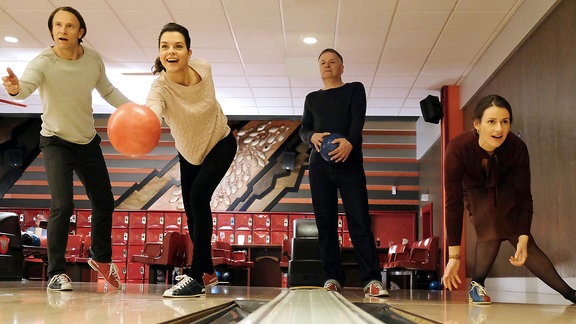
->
[442,94,576,305]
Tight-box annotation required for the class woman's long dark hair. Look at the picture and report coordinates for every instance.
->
[152,22,191,75]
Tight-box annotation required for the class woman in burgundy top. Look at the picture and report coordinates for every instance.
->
[442,94,576,305]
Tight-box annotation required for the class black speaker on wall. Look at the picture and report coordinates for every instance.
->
[420,95,443,124]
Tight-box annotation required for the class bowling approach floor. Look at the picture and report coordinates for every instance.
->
[1,280,575,323]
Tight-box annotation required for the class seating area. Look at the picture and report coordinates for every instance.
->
[131,233,254,284]
[382,236,439,290]
[214,241,253,269]
[131,231,187,284]
[0,212,24,280]
[1,208,419,287]
[22,232,93,282]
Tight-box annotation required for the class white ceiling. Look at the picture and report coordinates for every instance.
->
[0,0,560,118]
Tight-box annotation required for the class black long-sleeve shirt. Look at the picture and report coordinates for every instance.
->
[299,82,366,165]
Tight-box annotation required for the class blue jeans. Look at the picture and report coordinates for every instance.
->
[40,135,114,277]
[309,151,381,287]
[179,132,237,281]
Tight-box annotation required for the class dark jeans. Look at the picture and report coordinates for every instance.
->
[309,153,381,287]
[39,135,114,278]
[179,132,237,281]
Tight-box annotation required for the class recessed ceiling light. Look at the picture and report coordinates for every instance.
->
[4,36,19,43]
[302,36,318,45]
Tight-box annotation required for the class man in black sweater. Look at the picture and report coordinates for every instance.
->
[299,48,388,297]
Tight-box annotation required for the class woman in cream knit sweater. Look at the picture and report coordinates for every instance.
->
[146,22,237,298]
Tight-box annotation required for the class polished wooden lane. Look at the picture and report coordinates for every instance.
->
[0,280,574,323]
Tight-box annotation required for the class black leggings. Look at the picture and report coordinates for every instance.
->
[179,132,237,281]
[472,236,575,302]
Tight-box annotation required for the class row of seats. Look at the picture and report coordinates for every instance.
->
[21,230,253,284]
[131,231,190,284]
[211,241,254,268]
[382,236,439,290]
[130,232,253,284]
[19,233,92,281]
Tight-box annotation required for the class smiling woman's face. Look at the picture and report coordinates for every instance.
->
[159,31,191,74]
[474,105,511,153]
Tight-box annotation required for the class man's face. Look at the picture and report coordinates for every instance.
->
[51,10,84,49]
[318,52,344,79]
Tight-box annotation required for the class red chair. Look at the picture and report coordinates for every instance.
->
[72,235,91,263]
[210,240,253,281]
[82,235,91,259]
[280,239,291,269]
[387,243,410,263]
[382,237,439,290]
[65,234,83,263]
[229,250,254,268]
[397,237,439,271]
[131,231,183,284]
[181,233,193,268]
[212,241,231,266]
[381,243,409,288]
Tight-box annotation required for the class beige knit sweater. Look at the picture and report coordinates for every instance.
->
[146,58,231,165]
[12,46,129,144]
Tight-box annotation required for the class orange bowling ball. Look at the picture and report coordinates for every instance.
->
[107,103,161,157]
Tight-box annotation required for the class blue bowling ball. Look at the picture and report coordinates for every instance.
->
[22,232,41,246]
[319,133,344,162]
[429,280,442,290]
[21,232,33,245]
[221,271,230,282]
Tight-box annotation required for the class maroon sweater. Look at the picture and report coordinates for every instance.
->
[444,130,533,246]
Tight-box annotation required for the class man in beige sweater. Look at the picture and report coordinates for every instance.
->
[2,6,129,291]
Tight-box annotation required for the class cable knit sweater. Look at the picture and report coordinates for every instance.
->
[11,46,129,144]
[146,58,230,165]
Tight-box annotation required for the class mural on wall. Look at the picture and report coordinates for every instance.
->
[149,120,299,211]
